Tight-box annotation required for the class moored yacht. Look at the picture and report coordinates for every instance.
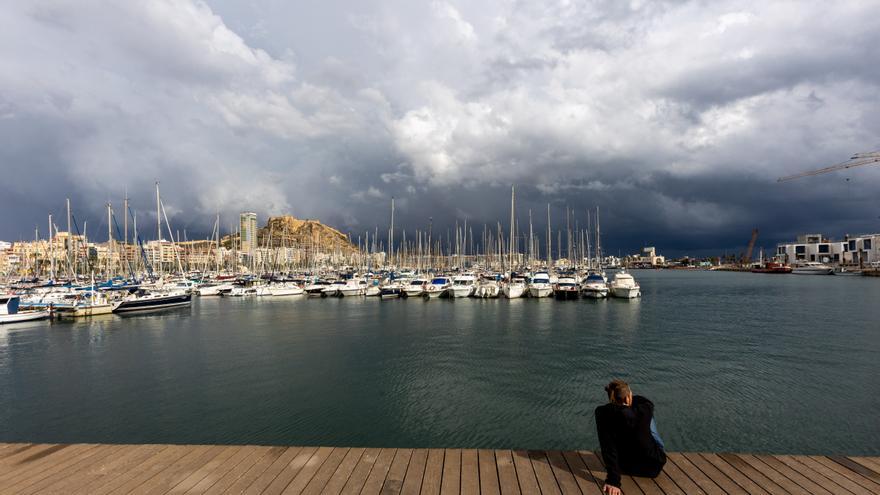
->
[304,280,331,297]
[474,276,501,298]
[791,261,833,275]
[449,273,477,298]
[553,274,580,300]
[403,278,428,298]
[527,272,553,298]
[112,289,192,313]
[502,275,527,299]
[0,295,50,324]
[581,271,609,299]
[610,269,641,299]
[338,279,367,297]
[268,282,304,296]
[424,276,452,298]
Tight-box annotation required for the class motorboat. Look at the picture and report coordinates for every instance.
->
[424,277,452,298]
[527,272,553,298]
[0,295,50,324]
[379,279,406,299]
[268,282,305,296]
[832,267,862,276]
[304,280,331,297]
[610,269,641,299]
[449,273,477,298]
[502,276,527,299]
[581,271,609,299]
[553,274,580,300]
[197,283,235,296]
[474,277,501,298]
[750,262,793,274]
[791,262,833,275]
[403,278,428,298]
[112,289,192,313]
[338,279,367,297]
[322,280,347,297]
[55,291,114,317]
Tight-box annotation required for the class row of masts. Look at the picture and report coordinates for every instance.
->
[11,185,607,279]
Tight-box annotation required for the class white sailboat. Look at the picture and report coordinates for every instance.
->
[0,295,50,324]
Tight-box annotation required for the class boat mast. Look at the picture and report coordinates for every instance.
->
[546,203,552,267]
[508,185,515,271]
[389,197,395,269]
[595,206,601,268]
[107,202,113,278]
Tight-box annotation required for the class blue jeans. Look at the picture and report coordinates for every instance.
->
[650,418,665,451]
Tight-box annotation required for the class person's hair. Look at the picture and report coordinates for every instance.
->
[605,379,631,405]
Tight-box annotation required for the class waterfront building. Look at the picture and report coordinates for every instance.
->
[240,212,258,256]
[776,233,880,266]
[627,246,665,267]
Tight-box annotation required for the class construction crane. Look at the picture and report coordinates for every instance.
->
[777,151,880,182]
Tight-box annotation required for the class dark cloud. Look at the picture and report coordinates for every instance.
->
[1,0,879,257]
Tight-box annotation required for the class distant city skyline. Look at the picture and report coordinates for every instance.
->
[2,1,879,256]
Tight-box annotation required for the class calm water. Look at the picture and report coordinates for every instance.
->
[1,270,878,454]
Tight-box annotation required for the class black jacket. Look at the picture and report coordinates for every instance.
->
[595,395,666,487]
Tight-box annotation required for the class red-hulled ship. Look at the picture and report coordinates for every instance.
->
[751,261,793,274]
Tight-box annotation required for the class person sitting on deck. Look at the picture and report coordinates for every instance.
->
[595,379,666,495]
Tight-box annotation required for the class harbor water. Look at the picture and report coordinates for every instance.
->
[1,270,878,454]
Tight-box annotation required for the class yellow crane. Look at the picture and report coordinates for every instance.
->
[777,151,880,182]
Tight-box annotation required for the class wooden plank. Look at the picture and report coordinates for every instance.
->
[118,444,216,495]
[774,455,859,495]
[476,450,500,495]
[667,453,724,494]
[559,450,601,495]
[261,446,320,495]
[545,451,580,495]
[809,455,880,494]
[593,450,646,495]
[440,449,461,495]
[656,454,705,495]
[301,447,352,495]
[511,451,540,495]
[698,453,770,495]
[72,444,170,495]
[852,457,880,476]
[401,449,429,495]
[784,455,873,495]
[359,448,397,495]
[134,444,229,495]
[0,443,95,488]
[528,450,561,495]
[11,444,127,495]
[380,448,413,495]
[577,451,612,492]
[754,454,835,495]
[90,444,193,495]
[163,445,240,494]
[222,446,289,494]
[240,446,301,495]
[421,449,445,495]
[5,444,123,495]
[0,444,41,463]
[316,447,365,495]
[829,456,880,482]
[681,452,747,495]
[460,449,479,495]
[717,453,795,495]
[651,469,686,495]
[203,446,275,494]
[0,444,64,467]
[182,445,257,494]
[339,448,381,495]
[734,454,813,495]
[279,446,335,495]
[495,450,521,495]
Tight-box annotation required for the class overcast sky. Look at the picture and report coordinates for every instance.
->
[2,0,879,256]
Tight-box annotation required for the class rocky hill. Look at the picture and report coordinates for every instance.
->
[223,215,356,253]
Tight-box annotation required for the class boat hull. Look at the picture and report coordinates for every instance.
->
[58,304,114,317]
[528,286,553,298]
[112,294,192,313]
[0,310,51,324]
[449,286,474,298]
[610,286,641,299]
[553,289,580,300]
[503,285,526,299]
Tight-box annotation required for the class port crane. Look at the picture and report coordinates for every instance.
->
[777,151,880,182]
[742,228,758,265]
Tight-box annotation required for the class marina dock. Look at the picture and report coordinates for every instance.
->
[0,443,878,494]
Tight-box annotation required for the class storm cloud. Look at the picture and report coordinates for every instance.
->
[2,0,879,256]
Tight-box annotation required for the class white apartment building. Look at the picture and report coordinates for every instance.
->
[776,233,880,266]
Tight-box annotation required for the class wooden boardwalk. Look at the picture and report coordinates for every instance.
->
[0,443,878,494]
